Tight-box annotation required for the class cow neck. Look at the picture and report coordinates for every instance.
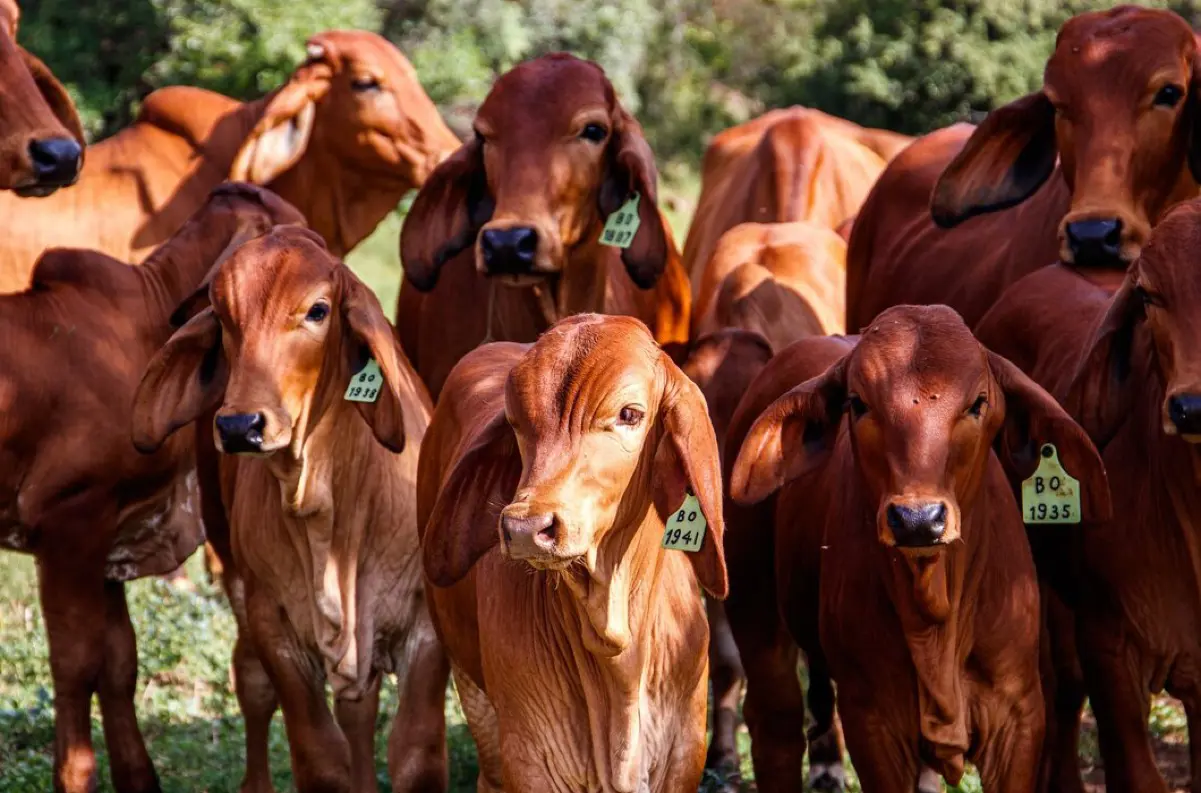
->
[543,234,616,324]
[136,211,247,327]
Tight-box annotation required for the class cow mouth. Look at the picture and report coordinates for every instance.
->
[14,183,62,198]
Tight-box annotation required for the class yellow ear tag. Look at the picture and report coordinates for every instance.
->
[600,194,641,249]
[663,492,706,552]
[344,359,382,403]
[1021,443,1081,524]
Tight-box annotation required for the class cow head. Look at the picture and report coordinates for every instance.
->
[932,6,1201,270]
[0,0,84,196]
[732,305,1108,557]
[231,30,459,199]
[400,53,670,293]
[423,314,728,606]
[134,227,414,460]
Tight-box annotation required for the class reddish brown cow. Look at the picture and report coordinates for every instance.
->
[682,107,911,301]
[418,314,726,792]
[133,228,446,793]
[397,53,690,400]
[847,6,1201,331]
[0,29,458,292]
[727,306,1109,793]
[0,184,301,793]
[976,199,1201,793]
[0,0,84,194]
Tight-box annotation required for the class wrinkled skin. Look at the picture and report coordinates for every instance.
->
[418,314,726,793]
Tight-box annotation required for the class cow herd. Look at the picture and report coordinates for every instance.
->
[3,2,1201,793]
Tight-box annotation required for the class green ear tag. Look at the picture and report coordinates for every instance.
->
[1021,443,1081,524]
[600,194,641,249]
[344,359,382,403]
[663,492,706,552]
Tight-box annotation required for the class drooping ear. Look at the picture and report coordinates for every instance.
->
[598,106,670,290]
[230,78,328,184]
[422,412,521,587]
[1061,277,1143,448]
[930,92,1057,228]
[729,356,848,505]
[988,350,1111,523]
[19,47,86,149]
[1187,53,1201,183]
[659,356,728,599]
[132,308,227,454]
[400,139,494,292]
[339,266,421,453]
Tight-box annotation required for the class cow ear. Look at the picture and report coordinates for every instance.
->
[339,266,423,454]
[400,139,493,292]
[1187,53,1201,183]
[730,356,847,505]
[988,350,1111,524]
[422,412,521,587]
[132,308,227,454]
[231,80,326,184]
[599,107,670,290]
[1062,277,1143,449]
[930,92,1058,228]
[659,356,728,599]
[19,47,86,148]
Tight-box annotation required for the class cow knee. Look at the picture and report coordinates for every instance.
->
[56,748,98,793]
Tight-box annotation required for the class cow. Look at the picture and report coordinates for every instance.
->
[132,226,446,793]
[396,52,690,400]
[0,183,301,793]
[682,107,911,302]
[0,29,458,292]
[847,6,1201,331]
[727,305,1109,793]
[975,198,1201,793]
[418,313,728,793]
[0,0,84,195]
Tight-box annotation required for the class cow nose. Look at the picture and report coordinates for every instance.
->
[480,227,539,275]
[28,137,82,186]
[1065,219,1123,267]
[215,413,267,454]
[1168,395,1201,436]
[501,512,558,559]
[886,502,948,547]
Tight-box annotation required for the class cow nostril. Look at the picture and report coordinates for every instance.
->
[924,503,947,526]
[513,228,538,260]
[886,504,905,532]
[28,138,82,184]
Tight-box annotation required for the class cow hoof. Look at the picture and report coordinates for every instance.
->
[699,765,740,793]
[808,764,846,793]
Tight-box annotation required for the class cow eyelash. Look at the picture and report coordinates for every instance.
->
[847,394,868,419]
[616,406,644,427]
[1154,84,1185,108]
[351,76,381,92]
[305,301,330,323]
[967,395,988,417]
[579,123,608,143]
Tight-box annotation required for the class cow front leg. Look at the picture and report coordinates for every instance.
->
[387,624,450,793]
[97,581,159,792]
[704,597,744,791]
[335,674,382,793]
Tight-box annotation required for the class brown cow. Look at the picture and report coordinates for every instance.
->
[728,305,1109,793]
[418,313,727,792]
[0,29,458,292]
[847,6,1201,331]
[0,184,301,793]
[0,0,84,194]
[682,107,911,301]
[132,227,446,793]
[976,199,1201,793]
[396,53,690,400]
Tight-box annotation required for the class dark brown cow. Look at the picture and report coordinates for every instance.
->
[847,6,1201,331]
[0,0,84,194]
[976,198,1201,793]
[727,305,1109,793]
[0,184,301,793]
[397,53,690,400]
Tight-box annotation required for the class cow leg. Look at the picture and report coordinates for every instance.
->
[739,634,806,793]
[387,626,450,793]
[97,581,159,792]
[335,675,382,793]
[1038,588,1086,793]
[704,597,744,789]
[233,625,279,793]
[972,694,1044,793]
[452,664,504,792]
[806,665,847,792]
[837,707,917,793]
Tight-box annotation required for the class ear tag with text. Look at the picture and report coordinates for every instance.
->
[600,194,641,249]
[663,492,706,552]
[344,359,382,403]
[1021,443,1081,524]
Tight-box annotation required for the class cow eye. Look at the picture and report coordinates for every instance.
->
[579,123,608,143]
[1154,84,1185,108]
[351,76,381,92]
[305,301,330,323]
[967,395,988,417]
[617,405,644,427]
[848,394,868,419]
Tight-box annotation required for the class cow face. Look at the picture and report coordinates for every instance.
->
[232,31,459,192]
[0,0,84,196]
[421,315,727,599]
[400,53,670,294]
[932,7,1201,270]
